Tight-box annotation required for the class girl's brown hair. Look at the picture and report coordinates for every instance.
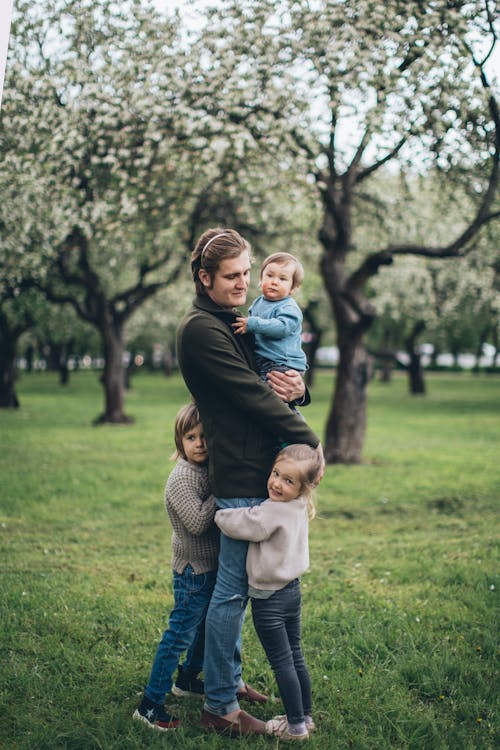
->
[171,402,202,460]
[191,227,253,296]
[272,443,322,519]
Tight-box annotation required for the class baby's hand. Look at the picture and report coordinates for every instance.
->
[232,317,248,335]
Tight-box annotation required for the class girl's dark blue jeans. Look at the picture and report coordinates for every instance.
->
[251,578,312,724]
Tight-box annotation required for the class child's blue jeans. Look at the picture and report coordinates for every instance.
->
[144,564,216,704]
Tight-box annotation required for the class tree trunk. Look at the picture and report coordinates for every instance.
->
[25,344,35,372]
[94,322,132,424]
[303,333,321,387]
[405,321,426,395]
[318,187,375,463]
[324,335,369,464]
[163,344,175,376]
[0,347,19,408]
[59,362,70,386]
[473,323,490,373]
[46,340,72,385]
[378,329,394,383]
[379,358,392,383]
[302,300,323,388]
[408,352,426,394]
[59,339,74,386]
[0,313,20,408]
[492,325,499,369]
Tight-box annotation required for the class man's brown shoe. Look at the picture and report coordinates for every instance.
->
[201,709,266,736]
[236,683,268,703]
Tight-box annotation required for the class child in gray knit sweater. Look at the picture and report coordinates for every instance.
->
[134,403,219,732]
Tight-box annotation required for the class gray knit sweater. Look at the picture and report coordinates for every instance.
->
[165,459,219,574]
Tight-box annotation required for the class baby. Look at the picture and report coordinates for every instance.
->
[232,252,308,383]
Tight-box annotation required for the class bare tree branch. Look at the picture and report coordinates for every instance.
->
[356,136,407,184]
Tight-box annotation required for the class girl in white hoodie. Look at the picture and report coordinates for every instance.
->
[215,443,322,741]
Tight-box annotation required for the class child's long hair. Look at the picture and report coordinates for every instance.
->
[272,443,322,519]
[171,402,202,460]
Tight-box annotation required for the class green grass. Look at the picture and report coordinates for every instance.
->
[1,370,498,750]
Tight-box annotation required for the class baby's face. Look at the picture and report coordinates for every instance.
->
[260,261,295,301]
[267,458,303,503]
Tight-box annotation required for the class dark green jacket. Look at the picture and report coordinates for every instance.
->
[176,295,320,499]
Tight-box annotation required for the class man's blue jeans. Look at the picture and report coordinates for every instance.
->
[203,496,265,716]
[145,564,216,704]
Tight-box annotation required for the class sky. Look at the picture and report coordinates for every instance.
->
[0,0,14,107]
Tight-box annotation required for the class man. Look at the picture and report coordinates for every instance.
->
[176,227,323,736]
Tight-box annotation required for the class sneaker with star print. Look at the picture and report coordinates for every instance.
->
[133,695,180,731]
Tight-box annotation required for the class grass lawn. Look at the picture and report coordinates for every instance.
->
[1,369,498,750]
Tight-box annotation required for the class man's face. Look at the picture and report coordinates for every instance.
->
[200,251,251,310]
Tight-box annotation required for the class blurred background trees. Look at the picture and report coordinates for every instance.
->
[1,0,498,462]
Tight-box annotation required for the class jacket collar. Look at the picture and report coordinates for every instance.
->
[192,295,256,368]
[192,294,242,322]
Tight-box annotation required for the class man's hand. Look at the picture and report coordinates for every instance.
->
[232,317,248,335]
[314,443,325,485]
[266,369,305,403]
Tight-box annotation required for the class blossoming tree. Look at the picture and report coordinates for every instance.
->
[197,0,499,462]
[1,0,265,420]
[1,0,322,418]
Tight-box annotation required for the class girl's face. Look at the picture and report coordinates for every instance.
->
[260,261,295,302]
[267,458,304,503]
[182,423,208,465]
